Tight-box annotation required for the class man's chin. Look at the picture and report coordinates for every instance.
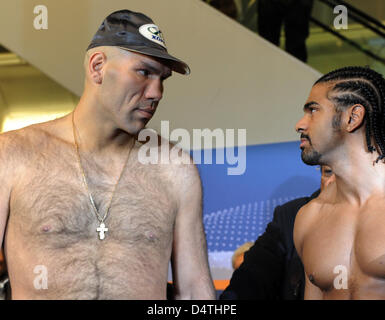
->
[301,150,322,166]
[131,117,150,129]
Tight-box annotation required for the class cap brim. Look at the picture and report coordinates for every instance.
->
[118,46,190,75]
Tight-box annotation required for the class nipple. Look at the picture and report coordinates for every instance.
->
[145,230,156,242]
[41,225,51,233]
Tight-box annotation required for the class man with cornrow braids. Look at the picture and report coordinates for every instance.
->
[294,66,385,299]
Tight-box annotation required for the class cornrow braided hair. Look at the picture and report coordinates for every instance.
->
[315,66,385,163]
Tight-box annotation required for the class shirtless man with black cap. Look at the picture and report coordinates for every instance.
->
[294,66,385,299]
[0,10,215,300]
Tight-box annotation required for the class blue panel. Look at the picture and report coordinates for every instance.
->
[195,141,321,252]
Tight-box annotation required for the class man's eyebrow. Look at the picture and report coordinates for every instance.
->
[138,61,172,78]
[303,101,319,111]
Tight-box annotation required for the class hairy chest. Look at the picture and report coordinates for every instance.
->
[3,130,181,298]
[9,150,177,250]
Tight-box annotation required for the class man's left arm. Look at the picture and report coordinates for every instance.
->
[170,163,215,300]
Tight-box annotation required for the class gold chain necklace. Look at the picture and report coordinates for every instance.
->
[72,111,134,240]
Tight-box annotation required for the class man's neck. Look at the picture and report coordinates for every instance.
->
[72,95,135,154]
[329,145,385,205]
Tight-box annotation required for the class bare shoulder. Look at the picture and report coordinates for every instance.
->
[0,128,30,164]
[135,133,201,206]
[296,198,322,225]
[0,118,66,169]
[0,127,34,189]
[296,182,336,225]
[1,123,44,152]
[158,139,201,203]
[168,145,200,189]
[141,135,199,186]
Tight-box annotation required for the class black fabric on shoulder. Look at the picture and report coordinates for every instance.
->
[220,190,320,300]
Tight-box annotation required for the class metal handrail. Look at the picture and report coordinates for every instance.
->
[317,0,385,38]
[324,0,385,31]
[310,16,385,65]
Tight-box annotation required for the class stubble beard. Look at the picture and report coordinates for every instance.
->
[299,133,322,166]
[301,147,322,165]
[300,112,343,166]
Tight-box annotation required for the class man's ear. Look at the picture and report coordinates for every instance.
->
[88,51,106,84]
[345,104,365,132]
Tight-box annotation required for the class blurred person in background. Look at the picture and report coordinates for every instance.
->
[232,242,254,270]
[207,0,238,19]
[257,0,314,62]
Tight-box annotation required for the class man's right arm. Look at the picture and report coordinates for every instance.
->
[0,133,16,248]
[304,271,323,299]
[294,201,324,300]
[0,190,10,249]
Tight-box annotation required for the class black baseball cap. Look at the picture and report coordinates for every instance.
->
[87,9,190,75]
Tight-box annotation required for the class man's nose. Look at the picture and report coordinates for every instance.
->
[145,79,163,102]
[295,115,307,133]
